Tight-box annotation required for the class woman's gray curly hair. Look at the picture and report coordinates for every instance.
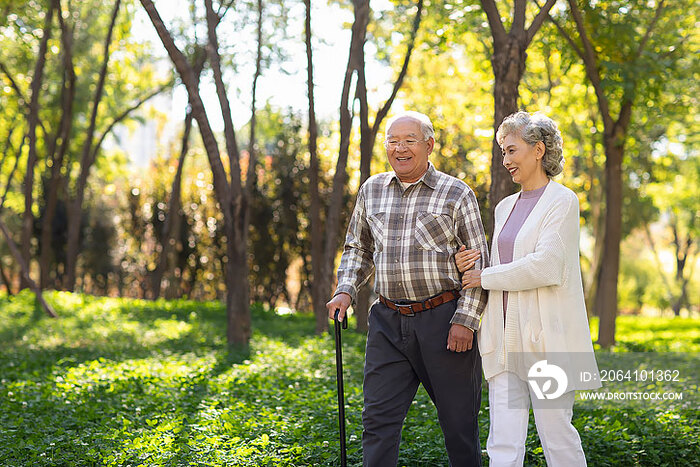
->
[496,111,564,177]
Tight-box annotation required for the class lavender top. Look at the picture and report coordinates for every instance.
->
[497,182,548,316]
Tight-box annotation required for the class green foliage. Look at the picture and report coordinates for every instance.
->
[1,291,698,465]
[617,246,668,312]
[248,106,306,308]
[0,0,169,293]
[106,145,227,300]
[589,315,700,352]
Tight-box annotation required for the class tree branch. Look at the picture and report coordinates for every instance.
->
[52,0,77,169]
[480,0,507,46]
[634,0,665,61]
[89,81,172,165]
[0,61,29,105]
[545,8,583,58]
[217,0,236,21]
[73,0,121,197]
[0,121,18,173]
[513,0,527,33]
[245,0,263,200]
[204,0,241,194]
[0,134,25,209]
[526,0,557,46]
[566,0,613,128]
[643,223,673,297]
[139,0,233,210]
[371,0,424,138]
[0,62,50,139]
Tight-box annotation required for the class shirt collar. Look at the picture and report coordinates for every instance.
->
[385,162,438,189]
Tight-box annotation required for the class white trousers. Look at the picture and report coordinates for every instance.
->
[487,371,587,467]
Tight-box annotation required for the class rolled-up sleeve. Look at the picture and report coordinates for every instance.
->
[451,189,489,331]
[334,188,375,302]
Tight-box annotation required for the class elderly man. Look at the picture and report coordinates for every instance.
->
[326,111,489,466]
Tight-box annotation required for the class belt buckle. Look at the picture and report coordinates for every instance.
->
[396,303,415,317]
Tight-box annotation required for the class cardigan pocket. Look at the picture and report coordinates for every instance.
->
[525,320,544,345]
[523,296,544,345]
[478,322,498,354]
[477,302,500,354]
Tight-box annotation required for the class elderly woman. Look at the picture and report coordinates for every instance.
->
[456,111,599,466]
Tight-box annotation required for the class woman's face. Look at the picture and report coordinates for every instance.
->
[501,132,545,188]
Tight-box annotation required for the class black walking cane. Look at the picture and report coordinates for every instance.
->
[333,308,348,467]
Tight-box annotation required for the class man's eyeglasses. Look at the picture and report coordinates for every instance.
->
[384,138,427,149]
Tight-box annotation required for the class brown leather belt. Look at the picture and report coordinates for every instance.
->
[379,290,461,316]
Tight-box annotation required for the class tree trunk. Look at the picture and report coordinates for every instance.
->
[21,0,57,290]
[583,127,604,316]
[150,110,193,299]
[205,0,253,345]
[353,55,373,334]
[596,135,624,347]
[643,223,674,308]
[561,0,665,347]
[0,258,13,295]
[225,218,251,345]
[40,10,76,289]
[304,0,328,332]
[479,0,556,238]
[671,220,693,315]
[64,0,122,291]
[141,0,252,345]
[486,37,523,237]
[584,222,604,317]
[150,52,205,300]
[329,0,422,333]
[0,218,57,317]
[319,0,370,334]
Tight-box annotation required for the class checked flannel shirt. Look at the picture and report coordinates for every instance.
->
[334,163,489,331]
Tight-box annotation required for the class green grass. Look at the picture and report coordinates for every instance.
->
[0,290,698,466]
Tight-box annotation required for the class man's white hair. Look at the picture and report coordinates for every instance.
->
[385,111,435,141]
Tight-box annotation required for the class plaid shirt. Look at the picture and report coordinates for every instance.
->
[335,163,489,331]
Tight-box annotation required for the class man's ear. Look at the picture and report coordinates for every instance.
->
[427,137,435,154]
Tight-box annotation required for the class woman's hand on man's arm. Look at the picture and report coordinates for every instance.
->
[455,245,481,273]
[461,270,482,289]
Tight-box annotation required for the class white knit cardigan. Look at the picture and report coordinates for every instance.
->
[478,181,600,390]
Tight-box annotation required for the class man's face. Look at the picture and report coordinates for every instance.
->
[385,117,434,183]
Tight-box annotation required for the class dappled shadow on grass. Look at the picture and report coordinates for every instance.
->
[0,292,371,464]
[2,335,366,464]
[1,292,324,383]
[1,364,216,465]
[2,292,699,465]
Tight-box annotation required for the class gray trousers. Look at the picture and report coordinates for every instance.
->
[362,299,482,467]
